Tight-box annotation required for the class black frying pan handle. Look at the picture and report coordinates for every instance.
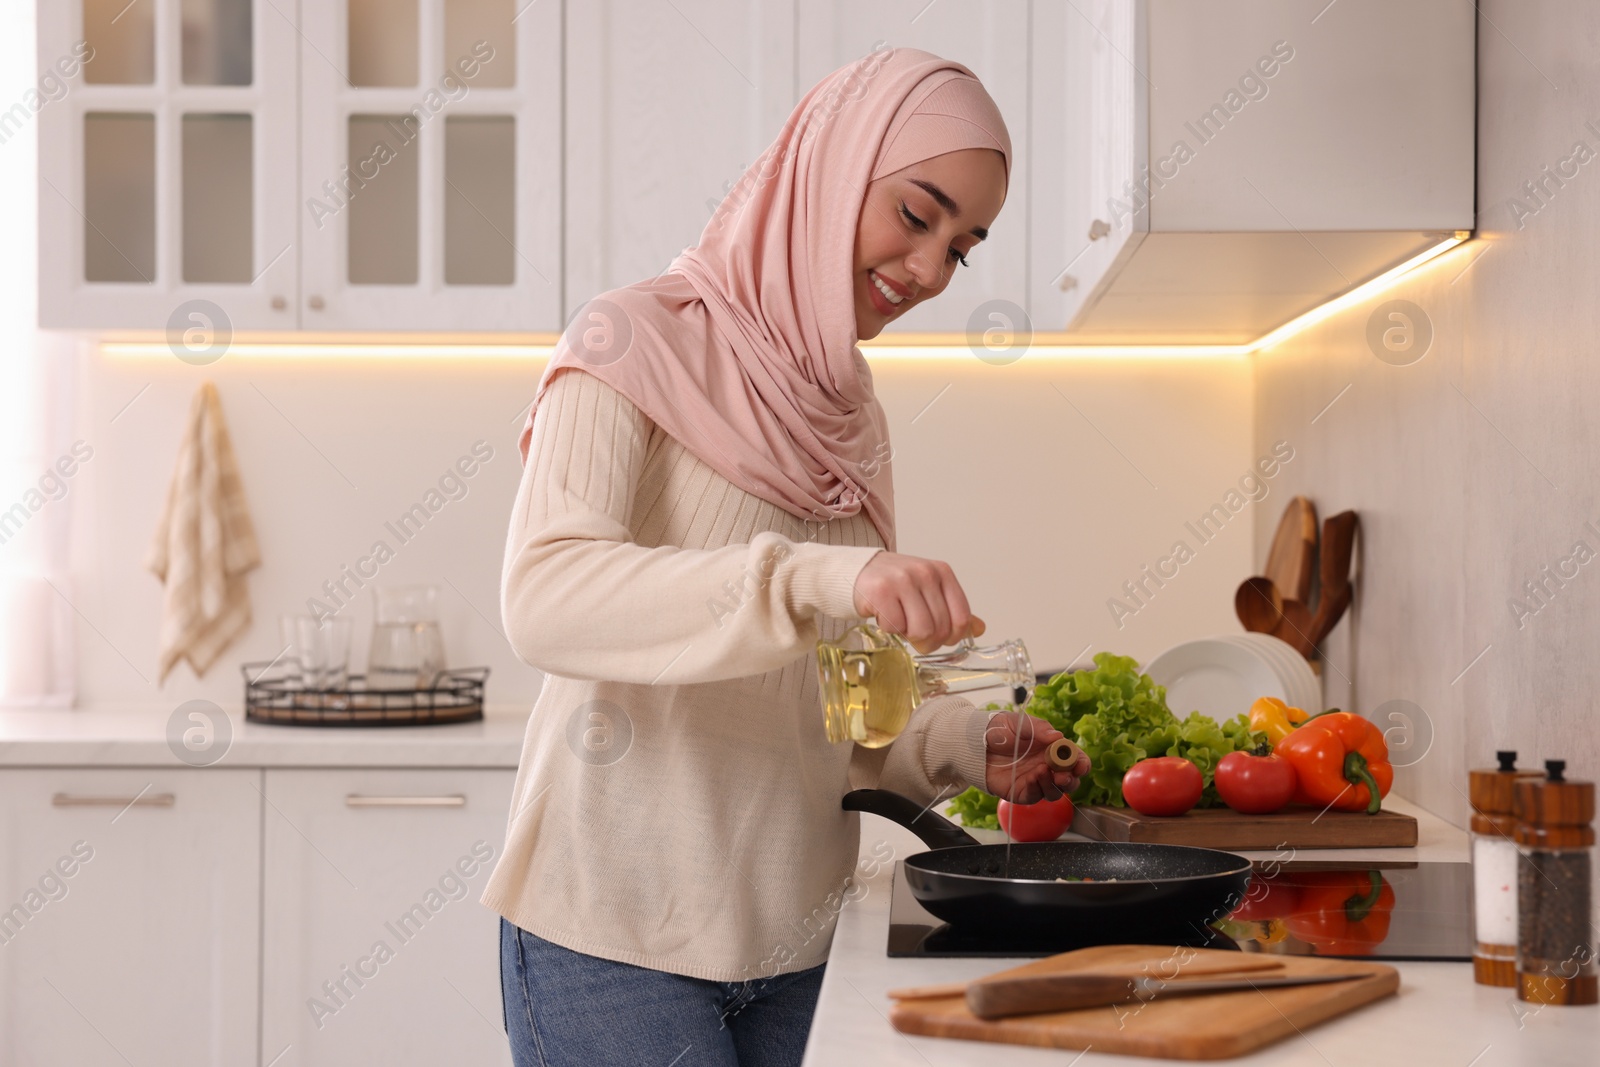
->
[841,789,981,850]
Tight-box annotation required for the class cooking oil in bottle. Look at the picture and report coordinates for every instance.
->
[817,643,920,748]
[817,622,1032,747]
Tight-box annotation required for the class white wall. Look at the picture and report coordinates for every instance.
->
[64,347,1253,713]
[67,348,540,712]
[873,356,1258,675]
[1255,0,1600,828]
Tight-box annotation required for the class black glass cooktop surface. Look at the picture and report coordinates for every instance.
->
[887,858,1473,961]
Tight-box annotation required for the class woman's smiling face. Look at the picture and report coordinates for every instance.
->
[852,147,1008,340]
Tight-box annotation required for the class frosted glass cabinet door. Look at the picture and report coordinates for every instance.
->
[38,0,300,329]
[792,2,1031,336]
[259,769,515,1067]
[299,0,560,331]
[0,768,262,1067]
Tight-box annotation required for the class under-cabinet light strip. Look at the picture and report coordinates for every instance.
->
[97,340,1255,361]
[1247,231,1468,353]
[97,233,1468,363]
[98,342,555,360]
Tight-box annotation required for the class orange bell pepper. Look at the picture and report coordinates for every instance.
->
[1274,711,1392,814]
[1285,870,1396,955]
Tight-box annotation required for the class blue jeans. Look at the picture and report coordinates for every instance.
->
[499,917,825,1067]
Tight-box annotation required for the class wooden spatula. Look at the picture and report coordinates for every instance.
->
[1304,511,1359,649]
[1264,497,1318,604]
[888,954,1286,1003]
[1274,597,1317,657]
[1317,511,1359,598]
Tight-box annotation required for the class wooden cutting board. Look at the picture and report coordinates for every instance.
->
[889,944,1398,1060]
[1071,804,1418,849]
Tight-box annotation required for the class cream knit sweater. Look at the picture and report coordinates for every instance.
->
[479,369,994,982]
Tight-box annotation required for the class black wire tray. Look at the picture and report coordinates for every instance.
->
[241,662,489,726]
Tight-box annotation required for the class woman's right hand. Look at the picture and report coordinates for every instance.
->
[851,552,983,653]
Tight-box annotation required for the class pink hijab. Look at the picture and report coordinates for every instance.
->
[518,46,1012,553]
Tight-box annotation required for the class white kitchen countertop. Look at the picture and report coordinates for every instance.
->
[0,706,531,767]
[807,796,1600,1066]
[9,711,1599,1063]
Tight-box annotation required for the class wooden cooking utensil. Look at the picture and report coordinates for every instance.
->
[1305,585,1352,650]
[887,956,1286,1003]
[1318,511,1359,597]
[1233,576,1284,633]
[1273,597,1316,657]
[1302,511,1359,650]
[1264,497,1318,604]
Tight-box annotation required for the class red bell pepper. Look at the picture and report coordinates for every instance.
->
[1274,712,1393,814]
[1285,870,1396,955]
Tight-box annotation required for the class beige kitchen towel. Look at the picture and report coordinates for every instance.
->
[145,382,261,683]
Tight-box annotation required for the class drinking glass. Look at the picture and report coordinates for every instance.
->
[367,585,446,689]
[279,615,353,689]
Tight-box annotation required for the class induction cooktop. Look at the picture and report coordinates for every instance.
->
[886,858,1474,961]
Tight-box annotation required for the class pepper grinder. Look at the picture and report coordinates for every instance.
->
[1514,760,1597,1005]
[1469,751,1544,986]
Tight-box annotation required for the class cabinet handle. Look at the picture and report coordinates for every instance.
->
[52,793,175,808]
[1087,219,1111,241]
[271,295,287,310]
[308,295,325,310]
[345,794,466,808]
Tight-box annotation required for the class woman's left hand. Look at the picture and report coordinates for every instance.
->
[982,711,1091,804]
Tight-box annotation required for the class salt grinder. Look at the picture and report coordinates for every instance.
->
[1514,760,1597,1005]
[1469,751,1543,986]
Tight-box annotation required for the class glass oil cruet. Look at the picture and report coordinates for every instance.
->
[817,622,1033,748]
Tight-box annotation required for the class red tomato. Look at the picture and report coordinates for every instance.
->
[1121,757,1203,817]
[997,795,1076,842]
[1215,750,1298,814]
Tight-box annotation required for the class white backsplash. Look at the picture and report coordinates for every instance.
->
[66,347,1254,714]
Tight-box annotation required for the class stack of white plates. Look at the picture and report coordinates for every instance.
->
[1143,634,1322,723]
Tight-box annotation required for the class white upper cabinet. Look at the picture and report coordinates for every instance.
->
[38,0,561,332]
[562,0,797,325]
[38,0,1474,340]
[38,0,299,330]
[299,0,561,330]
[1031,0,1476,344]
[794,2,1030,336]
[1029,0,1143,341]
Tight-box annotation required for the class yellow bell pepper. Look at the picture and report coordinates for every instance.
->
[1249,696,1309,747]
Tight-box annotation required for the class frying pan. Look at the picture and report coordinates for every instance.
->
[844,789,1252,935]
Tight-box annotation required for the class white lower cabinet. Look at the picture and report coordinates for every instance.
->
[260,768,516,1067]
[0,768,262,1067]
[0,763,515,1067]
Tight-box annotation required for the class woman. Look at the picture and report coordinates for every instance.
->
[485,46,1091,1067]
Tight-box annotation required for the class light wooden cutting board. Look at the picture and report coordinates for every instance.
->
[889,944,1398,1060]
